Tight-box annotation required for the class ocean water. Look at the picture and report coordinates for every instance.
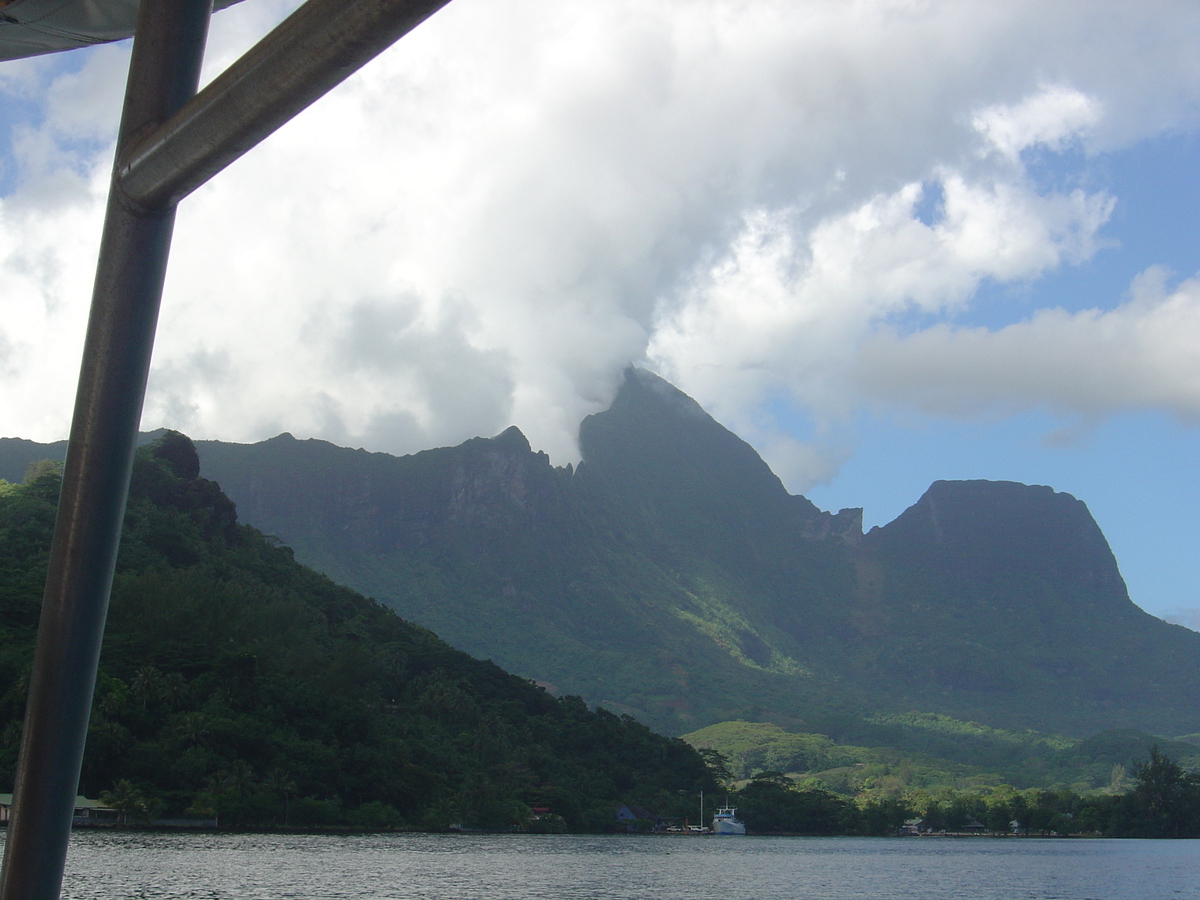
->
[18,831,1200,900]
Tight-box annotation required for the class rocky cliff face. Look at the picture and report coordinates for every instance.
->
[802,507,863,544]
[197,425,575,559]
[867,480,1129,605]
[444,426,566,530]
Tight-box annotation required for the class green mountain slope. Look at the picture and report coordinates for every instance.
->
[846,480,1200,734]
[5,370,1199,762]
[189,426,795,730]
[0,434,715,828]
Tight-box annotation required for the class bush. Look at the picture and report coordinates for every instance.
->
[348,800,403,830]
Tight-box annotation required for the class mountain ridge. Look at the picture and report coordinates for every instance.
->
[4,369,1198,751]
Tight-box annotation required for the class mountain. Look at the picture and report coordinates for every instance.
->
[849,479,1200,730]
[0,437,69,483]
[5,369,1200,757]
[0,433,715,828]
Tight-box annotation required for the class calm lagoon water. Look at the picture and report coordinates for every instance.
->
[14,831,1200,900]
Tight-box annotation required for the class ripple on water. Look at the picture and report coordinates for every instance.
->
[3,831,1196,900]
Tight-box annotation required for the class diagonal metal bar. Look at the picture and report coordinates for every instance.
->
[118,0,451,211]
[0,1,212,896]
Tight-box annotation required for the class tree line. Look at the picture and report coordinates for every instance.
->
[702,748,1200,837]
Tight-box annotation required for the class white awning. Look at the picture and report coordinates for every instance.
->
[0,0,245,62]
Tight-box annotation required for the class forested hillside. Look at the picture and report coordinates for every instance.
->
[0,433,714,828]
[6,369,1200,792]
[143,369,1200,749]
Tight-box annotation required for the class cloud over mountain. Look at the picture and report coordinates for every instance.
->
[3,0,1200,485]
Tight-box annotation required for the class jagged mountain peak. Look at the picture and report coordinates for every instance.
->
[491,424,533,453]
[869,478,1126,602]
[860,477,1141,679]
[617,367,711,420]
[579,367,822,527]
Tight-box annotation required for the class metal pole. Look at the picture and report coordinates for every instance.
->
[119,0,451,210]
[0,0,211,896]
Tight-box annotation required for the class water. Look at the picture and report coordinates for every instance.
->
[21,832,1200,899]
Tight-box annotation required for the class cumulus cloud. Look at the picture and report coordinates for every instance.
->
[854,267,1200,423]
[3,0,1200,478]
[0,145,106,438]
[973,85,1103,161]
[647,169,1114,483]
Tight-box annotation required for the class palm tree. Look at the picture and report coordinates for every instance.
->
[96,687,128,719]
[227,760,256,799]
[205,770,236,796]
[131,666,165,708]
[159,672,188,709]
[140,796,166,826]
[201,770,236,828]
[172,711,211,747]
[100,779,145,826]
[263,768,298,827]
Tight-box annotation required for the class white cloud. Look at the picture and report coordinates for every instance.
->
[3,0,1200,476]
[973,85,1102,161]
[0,152,106,439]
[646,168,1114,485]
[854,267,1200,423]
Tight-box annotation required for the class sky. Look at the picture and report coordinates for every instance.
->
[1,0,1199,623]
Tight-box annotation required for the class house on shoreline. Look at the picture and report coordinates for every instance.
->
[0,793,117,826]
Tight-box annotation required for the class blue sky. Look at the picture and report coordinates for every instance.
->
[2,1,1200,623]
[807,130,1200,621]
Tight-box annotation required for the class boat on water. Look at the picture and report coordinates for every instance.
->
[712,806,746,835]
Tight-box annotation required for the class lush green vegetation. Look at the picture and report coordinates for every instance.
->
[686,719,1200,836]
[96,368,1200,752]
[3,433,1199,838]
[7,369,1200,808]
[684,719,1200,797]
[0,434,716,830]
[712,747,1200,838]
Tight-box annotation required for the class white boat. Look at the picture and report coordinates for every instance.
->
[711,806,746,835]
